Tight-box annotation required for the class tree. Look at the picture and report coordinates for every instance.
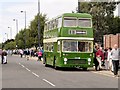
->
[0,43,2,49]
[15,13,47,49]
[110,16,120,34]
[4,41,16,50]
[29,13,47,48]
[79,2,119,43]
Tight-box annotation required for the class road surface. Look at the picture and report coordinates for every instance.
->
[1,55,119,89]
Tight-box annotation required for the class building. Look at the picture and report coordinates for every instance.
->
[104,33,120,49]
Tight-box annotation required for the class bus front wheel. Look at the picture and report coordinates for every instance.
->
[53,56,59,70]
[83,68,87,71]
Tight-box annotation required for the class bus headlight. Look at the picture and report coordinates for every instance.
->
[64,58,67,62]
[88,58,91,65]
[64,61,67,65]
[88,58,91,62]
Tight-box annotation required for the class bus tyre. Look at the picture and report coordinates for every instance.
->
[44,56,48,67]
[45,61,49,67]
[83,68,87,71]
[45,63,48,67]
[53,56,59,70]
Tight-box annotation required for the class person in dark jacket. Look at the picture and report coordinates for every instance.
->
[93,45,99,71]
[26,49,30,60]
[2,50,7,64]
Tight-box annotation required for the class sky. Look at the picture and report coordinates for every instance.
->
[0,0,119,43]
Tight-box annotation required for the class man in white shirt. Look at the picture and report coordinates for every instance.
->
[111,44,119,77]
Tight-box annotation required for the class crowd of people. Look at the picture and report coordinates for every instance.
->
[94,43,119,77]
[0,47,44,64]
[18,47,44,61]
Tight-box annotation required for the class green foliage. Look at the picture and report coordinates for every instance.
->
[15,13,47,49]
[79,2,120,43]
[4,41,16,50]
[0,44,1,49]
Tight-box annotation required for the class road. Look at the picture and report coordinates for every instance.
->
[1,55,119,88]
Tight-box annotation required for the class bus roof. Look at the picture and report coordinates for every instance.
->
[46,13,92,23]
[62,13,92,18]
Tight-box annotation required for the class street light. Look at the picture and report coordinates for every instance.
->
[8,27,12,39]
[13,19,18,49]
[21,10,26,49]
[13,19,18,35]
[38,0,41,49]
[5,33,8,41]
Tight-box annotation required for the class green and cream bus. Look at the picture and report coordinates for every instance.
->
[43,13,94,70]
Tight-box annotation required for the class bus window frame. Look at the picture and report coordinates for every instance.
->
[62,40,93,53]
[57,41,61,52]
[78,18,92,28]
[57,17,62,28]
[63,17,77,27]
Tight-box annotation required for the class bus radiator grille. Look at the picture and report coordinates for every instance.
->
[67,59,87,64]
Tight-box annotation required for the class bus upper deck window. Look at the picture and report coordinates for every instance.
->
[64,17,77,27]
[78,18,91,28]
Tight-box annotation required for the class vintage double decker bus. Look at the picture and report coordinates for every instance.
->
[43,13,94,70]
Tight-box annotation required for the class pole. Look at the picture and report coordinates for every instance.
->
[16,19,18,35]
[8,27,12,39]
[13,19,19,48]
[10,27,12,39]
[78,0,80,13]
[5,33,8,40]
[25,11,26,49]
[38,0,41,49]
[21,11,26,49]
[16,19,18,49]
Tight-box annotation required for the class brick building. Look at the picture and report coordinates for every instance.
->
[104,33,120,49]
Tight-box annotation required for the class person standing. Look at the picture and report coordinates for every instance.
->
[19,49,23,58]
[37,49,42,61]
[0,49,3,64]
[107,47,113,71]
[26,49,30,60]
[111,44,119,77]
[2,50,7,64]
[96,47,104,70]
[93,45,99,71]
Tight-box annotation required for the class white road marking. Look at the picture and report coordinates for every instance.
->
[43,79,55,87]
[32,72,39,77]
[91,71,117,78]
[18,63,39,78]
[21,65,25,68]
[25,68,31,72]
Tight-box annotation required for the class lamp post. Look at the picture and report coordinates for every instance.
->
[8,27,12,39]
[38,0,41,49]
[13,19,18,35]
[13,19,18,49]
[21,10,26,49]
[5,33,8,41]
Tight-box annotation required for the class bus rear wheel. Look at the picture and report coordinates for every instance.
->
[53,56,59,70]
[44,56,48,67]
